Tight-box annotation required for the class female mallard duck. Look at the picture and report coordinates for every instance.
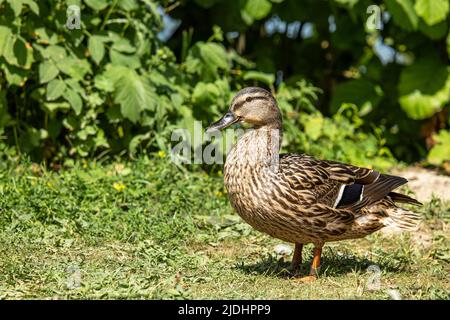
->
[206,87,421,282]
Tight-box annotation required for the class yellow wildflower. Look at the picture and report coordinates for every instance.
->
[215,191,223,197]
[113,182,126,192]
[158,150,166,158]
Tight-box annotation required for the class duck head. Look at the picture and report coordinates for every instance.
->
[206,87,282,133]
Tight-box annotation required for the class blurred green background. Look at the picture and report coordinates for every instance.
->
[0,0,449,169]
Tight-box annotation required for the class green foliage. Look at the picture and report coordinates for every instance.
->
[0,1,157,158]
[428,129,450,166]
[0,157,228,242]
[0,0,297,163]
[385,0,419,31]
[243,0,273,23]
[0,0,449,168]
[414,0,449,26]
[398,59,450,120]
[171,0,450,166]
[331,79,383,114]
[280,82,395,169]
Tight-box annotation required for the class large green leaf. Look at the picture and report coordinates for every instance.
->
[118,0,138,11]
[428,129,450,165]
[4,37,34,69]
[398,59,450,119]
[242,71,275,86]
[243,0,272,20]
[108,66,156,123]
[6,0,24,16]
[0,26,12,57]
[39,45,67,61]
[0,32,34,68]
[414,0,449,26]
[94,74,115,92]
[39,61,59,83]
[25,0,39,14]
[1,62,28,86]
[84,0,108,11]
[109,50,141,69]
[399,84,450,119]
[88,36,105,65]
[64,88,83,115]
[192,42,230,79]
[192,82,220,106]
[5,0,39,16]
[56,57,91,80]
[199,42,229,71]
[65,78,85,96]
[46,79,66,101]
[385,0,418,31]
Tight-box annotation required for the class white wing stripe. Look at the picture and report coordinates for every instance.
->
[333,184,345,208]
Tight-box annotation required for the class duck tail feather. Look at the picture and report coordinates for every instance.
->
[382,206,421,231]
[388,192,422,206]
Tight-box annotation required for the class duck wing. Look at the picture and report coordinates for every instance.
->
[279,154,415,212]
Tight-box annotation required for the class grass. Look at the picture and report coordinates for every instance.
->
[0,156,448,299]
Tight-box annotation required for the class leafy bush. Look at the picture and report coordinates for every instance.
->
[0,1,280,159]
[0,0,447,169]
[169,0,450,166]
[273,81,395,169]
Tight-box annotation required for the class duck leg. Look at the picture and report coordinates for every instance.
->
[296,246,322,282]
[291,243,303,270]
[309,246,322,277]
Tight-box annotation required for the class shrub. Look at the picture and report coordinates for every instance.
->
[0,0,398,169]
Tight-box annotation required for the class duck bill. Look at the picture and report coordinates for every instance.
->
[205,112,239,133]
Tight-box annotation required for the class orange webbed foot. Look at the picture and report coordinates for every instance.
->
[294,275,317,283]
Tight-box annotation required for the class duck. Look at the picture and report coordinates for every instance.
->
[206,86,421,282]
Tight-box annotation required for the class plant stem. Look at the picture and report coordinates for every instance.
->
[100,0,119,31]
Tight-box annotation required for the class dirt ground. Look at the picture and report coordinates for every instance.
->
[396,167,450,203]
[382,167,449,239]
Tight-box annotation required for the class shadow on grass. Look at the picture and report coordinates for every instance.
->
[235,253,403,279]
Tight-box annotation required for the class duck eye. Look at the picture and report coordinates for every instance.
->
[246,97,252,102]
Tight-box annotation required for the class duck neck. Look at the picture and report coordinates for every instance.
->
[230,124,282,170]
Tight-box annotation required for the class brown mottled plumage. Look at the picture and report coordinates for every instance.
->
[206,87,421,281]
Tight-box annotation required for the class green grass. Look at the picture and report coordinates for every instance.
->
[0,156,448,299]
